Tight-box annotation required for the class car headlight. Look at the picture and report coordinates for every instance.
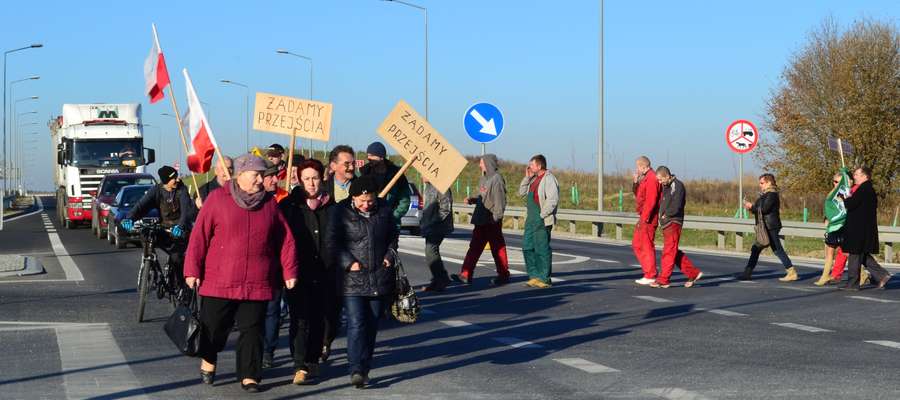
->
[100,203,111,211]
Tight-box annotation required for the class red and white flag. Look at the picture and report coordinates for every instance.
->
[143,23,171,104]
[182,69,219,173]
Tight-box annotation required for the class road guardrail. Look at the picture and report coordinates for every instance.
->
[453,204,899,263]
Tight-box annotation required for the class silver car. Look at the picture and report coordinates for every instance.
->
[401,183,421,235]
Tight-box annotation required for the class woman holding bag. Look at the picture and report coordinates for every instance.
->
[738,173,796,281]
[184,154,299,393]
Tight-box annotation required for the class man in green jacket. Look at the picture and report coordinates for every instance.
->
[518,154,560,288]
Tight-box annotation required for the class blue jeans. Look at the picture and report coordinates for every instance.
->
[343,295,388,375]
[264,289,286,355]
[746,228,793,271]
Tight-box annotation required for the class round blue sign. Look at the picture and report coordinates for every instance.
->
[464,102,504,144]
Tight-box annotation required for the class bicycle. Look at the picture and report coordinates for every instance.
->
[134,217,191,323]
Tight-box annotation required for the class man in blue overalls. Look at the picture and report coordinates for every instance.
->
[518,155,560,288]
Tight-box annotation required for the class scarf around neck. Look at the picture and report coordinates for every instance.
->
[230,179,267,210]
[306,191,331,210]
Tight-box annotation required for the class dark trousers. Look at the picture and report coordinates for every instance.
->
[263,289,285,355]
[197,296,267,381]
[746,228,793,271]
[425,233,451,285]
[343,295,388,375]
[847,253,890,287]
[287,284,326,371]
[323,281,343,349]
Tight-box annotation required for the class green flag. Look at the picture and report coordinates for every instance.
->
[824,168,851,233]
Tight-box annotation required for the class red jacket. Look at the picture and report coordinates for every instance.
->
[633,169,661,226]
[184,184,299,301]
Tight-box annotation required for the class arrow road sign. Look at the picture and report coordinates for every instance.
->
[464,103,504,144]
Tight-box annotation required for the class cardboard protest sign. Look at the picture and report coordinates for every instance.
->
[253,92,332,141]
[376,100,468,194]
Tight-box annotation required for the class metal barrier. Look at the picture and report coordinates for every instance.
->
[453,204,900,262]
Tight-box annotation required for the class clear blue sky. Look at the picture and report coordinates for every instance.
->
[3,0,898,190]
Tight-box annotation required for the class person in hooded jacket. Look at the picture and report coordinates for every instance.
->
[279,159,334,385]
[452,154,510,286]
[325,174,399,389]
[738,173,796,281]
[359,141,411,229]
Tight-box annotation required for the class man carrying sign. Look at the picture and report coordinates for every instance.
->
[360,141,411,229]
[452,154,510,286]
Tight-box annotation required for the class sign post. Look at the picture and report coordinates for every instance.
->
[252,92,333,190]
[376,100,467,195]
[464,102,504,155]
[726,119,759,219]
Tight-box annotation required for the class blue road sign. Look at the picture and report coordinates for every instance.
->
[464,103,504,144]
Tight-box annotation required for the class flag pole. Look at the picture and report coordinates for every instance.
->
[154,24,201,202]
[284,128,298,191]
[379,155,416,198]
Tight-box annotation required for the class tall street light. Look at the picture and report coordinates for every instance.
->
[15,110,38,194]
[10,79,39,191]
[382,0,428,120]
[597,0,605,215]
[276,49,314,156]
[16,120,37,195]
[2,43,42,199]
[220,79,250,151]
[22,131,37,195]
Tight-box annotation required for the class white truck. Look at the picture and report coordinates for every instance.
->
[51,104,155,229]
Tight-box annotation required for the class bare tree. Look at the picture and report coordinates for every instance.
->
[760,18,900,200]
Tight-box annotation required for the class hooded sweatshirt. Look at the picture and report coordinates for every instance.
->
[471,154,507,226]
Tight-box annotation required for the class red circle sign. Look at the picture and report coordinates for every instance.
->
[726,119,759,154]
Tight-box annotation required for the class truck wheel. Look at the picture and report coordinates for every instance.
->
[65,218,76,230]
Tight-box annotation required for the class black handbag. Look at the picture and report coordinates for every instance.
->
[390,253,420,324]
[164,290,202,357]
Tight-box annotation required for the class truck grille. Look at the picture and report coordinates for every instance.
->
[80,174,104,203]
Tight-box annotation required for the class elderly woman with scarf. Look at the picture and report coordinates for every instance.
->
[326,174,399,389]
[278,159,335,385]
[738,173,796,281]
[184,154,298,393]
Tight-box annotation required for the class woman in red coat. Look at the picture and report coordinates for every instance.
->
[184,154,299,393]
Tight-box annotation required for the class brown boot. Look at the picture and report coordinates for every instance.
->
[779,267,798,282]
[814,258,834,286]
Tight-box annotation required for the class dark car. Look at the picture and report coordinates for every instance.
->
[91,173,156,239]
[106,184,158,249]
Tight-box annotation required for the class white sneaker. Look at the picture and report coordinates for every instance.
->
[634,277,655,285]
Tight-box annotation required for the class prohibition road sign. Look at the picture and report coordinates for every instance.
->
[726,119,759,154]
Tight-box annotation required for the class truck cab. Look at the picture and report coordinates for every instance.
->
[52,104,156,229]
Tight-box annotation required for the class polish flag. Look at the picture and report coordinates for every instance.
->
[143,24,171,104]
[182,69,219,173]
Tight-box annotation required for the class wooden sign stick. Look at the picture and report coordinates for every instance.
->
[284,128,298,191]
[378,156,416,198]
[837,138,846,169]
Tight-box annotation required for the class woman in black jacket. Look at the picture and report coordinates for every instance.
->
[325,174,398,389]
[738,174,796,281]
[279,159,335,385]
[839,167,891,290]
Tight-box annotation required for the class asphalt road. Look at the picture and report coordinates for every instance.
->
[1,196,899,399]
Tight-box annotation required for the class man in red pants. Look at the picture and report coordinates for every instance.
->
[632,156,661,285]
[651,166,702,288]
[452,154,510,286]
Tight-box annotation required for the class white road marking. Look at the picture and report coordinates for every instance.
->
[644,387,712,400]
[440,320,482,330]
[43,212,84,282]
[553,358,619,373]
[696,308,748,317]
[397,248,467,265]
[493,337,543,349]
[849,296,899,304]
[864,340,900,349]
[630,264,643,268]
[56,324,149,400]
[633,295,673,303]
[4,196,45,222]
[593,258,617,263]
[772,322,833,333]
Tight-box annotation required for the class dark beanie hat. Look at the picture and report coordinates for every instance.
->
[158,166,178,184]
[349,175,378,197]
[366,141,387,159]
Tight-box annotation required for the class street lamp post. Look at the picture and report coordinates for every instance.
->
[2,44,41,200]
[15,110,38,194]
[220,80,250,151]
[22,131,37,195]
[597,0,604,216]
[275,49,314,156]
[16,120,37,196]
[10,77,39,190]
[382,0,428,120]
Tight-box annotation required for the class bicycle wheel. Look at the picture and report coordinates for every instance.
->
[136,259,151,323]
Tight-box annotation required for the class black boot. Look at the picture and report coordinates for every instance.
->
[737,266,753,281]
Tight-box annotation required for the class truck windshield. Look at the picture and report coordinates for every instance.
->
[72,140,143,167]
